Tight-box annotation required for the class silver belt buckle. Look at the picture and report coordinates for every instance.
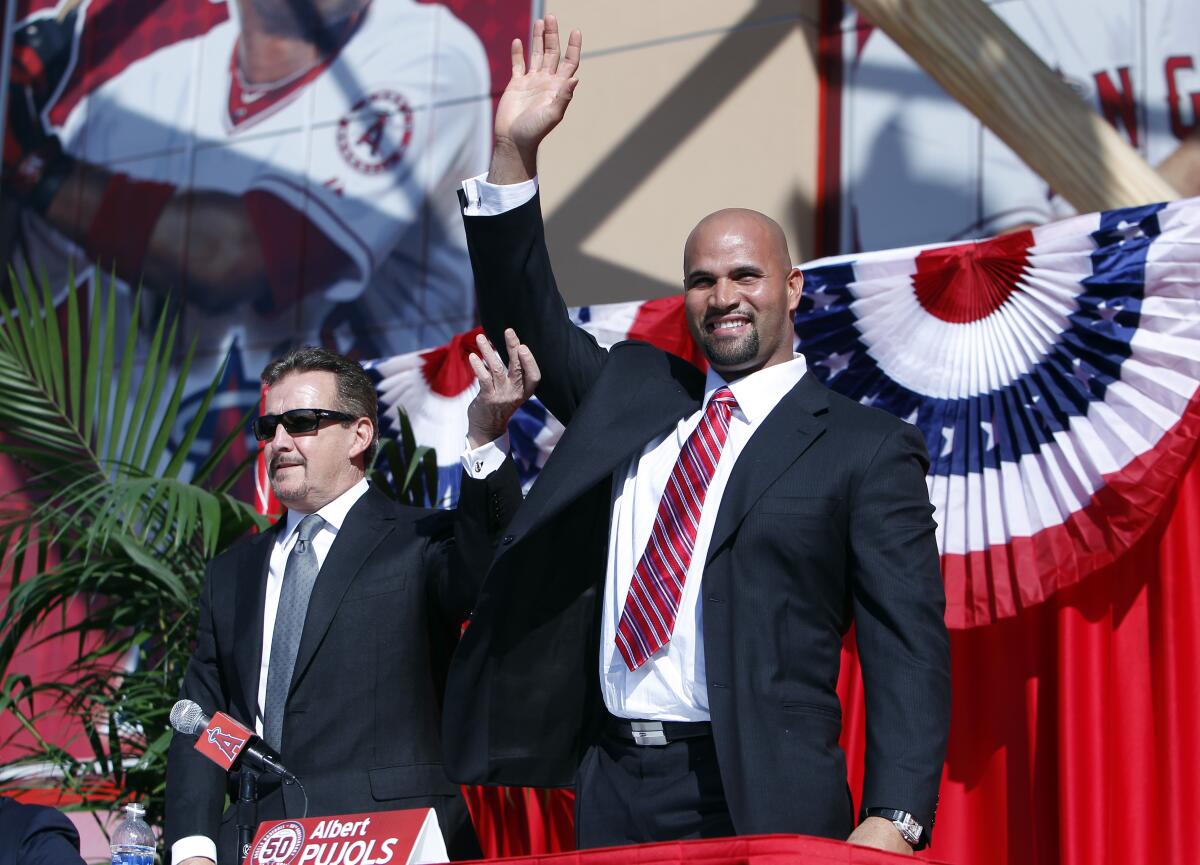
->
[630,721,669,746]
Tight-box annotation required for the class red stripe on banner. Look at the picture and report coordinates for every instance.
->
[627,297,708,371]
[420,327,485,397]
[911,231,1034,323]
[941,386,1200,629]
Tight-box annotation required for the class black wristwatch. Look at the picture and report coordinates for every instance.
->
[864,807,925,849]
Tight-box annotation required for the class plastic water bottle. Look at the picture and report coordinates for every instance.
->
[110,802,156,865]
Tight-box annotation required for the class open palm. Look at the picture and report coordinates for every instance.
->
[494,15,582,155]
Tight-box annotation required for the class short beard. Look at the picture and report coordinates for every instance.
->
[270,476,308,505]
[701,327,760,369]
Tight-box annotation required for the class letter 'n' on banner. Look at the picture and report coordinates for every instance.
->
[248,809,448,865]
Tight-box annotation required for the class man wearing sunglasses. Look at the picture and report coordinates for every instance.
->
[165,337,534,865]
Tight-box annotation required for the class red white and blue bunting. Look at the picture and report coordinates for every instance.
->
[363,197,1200,629]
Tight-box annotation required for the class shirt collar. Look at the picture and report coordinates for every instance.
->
[281,477,370,540]
[703,353,808,424]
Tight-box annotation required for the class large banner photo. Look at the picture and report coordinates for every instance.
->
[2,0,531,481]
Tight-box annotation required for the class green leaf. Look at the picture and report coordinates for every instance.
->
[104,290,142,470]
[0,271,263,824]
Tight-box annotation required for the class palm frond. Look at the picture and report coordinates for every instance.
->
[368,407,439,506]
[0,268,263,829]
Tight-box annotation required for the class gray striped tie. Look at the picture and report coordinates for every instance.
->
[263,513,325,751]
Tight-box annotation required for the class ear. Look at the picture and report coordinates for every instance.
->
[786,266,804,314]
[347,417,374,462]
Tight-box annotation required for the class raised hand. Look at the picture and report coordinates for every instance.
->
[488,15,582,185]
[466,328,542,449]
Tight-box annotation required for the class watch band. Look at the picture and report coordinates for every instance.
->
[864,807,925,849]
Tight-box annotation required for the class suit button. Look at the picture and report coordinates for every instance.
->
[501,535,514,545]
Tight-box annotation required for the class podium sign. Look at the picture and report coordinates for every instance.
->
[247,808,447,865]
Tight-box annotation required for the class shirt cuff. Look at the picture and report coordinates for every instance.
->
[461,434,510,478]
[461,172,538,216]
[172,835,217,864]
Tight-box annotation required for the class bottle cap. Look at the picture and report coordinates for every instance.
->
[125,802,146,818]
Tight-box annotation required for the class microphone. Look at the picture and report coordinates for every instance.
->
[170,699,298,783]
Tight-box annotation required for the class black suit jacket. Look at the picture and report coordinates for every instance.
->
[0,798,84,865]
[166,466,520,863]
[442,194,951,840]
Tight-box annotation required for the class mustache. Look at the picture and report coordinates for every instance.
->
[269,455,305,474]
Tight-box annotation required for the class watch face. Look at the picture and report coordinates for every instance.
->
[896,814,923,845]
[866,808,923,846]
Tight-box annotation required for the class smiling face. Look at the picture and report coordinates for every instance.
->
[682,209,804,380]
[263,370,373,513]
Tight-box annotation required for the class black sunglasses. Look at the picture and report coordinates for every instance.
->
[251,408,357,441]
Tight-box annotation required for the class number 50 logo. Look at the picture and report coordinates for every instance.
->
[252,822,305,865]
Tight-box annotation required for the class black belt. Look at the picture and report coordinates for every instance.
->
[606,714,712,747]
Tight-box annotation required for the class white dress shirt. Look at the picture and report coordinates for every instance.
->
[601,358,807,720]
[172,478,369,865]
[460,173,808,720]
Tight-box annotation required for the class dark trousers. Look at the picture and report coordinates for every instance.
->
[574,721,735,849]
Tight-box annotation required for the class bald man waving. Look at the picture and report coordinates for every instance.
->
[443,16,950,856]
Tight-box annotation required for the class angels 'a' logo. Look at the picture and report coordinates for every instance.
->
[337,90,413,175]
[206,725,247,762]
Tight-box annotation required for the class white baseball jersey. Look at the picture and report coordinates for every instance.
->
[837,0,1198,252]
[20,0,490,374]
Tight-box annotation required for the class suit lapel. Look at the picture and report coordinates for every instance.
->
[706,373,830,563]
[233,525,279,718]
[289,489,393,695]
[509,365,704,542]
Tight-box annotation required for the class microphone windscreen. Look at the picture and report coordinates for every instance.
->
[170,699,209,735]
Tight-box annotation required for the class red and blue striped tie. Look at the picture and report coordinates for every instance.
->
[616,387,738,670]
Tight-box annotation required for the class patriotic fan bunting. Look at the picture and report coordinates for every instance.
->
[349,197,1200,629]
[798,198,1200,626]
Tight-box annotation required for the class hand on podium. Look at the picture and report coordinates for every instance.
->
[847,816,913,855]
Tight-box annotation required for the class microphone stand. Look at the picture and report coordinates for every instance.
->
[236,769,259,864]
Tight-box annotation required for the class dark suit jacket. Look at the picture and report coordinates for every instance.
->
[0,798,83,865]
[166,466,520,863]
[442,194,951,840]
